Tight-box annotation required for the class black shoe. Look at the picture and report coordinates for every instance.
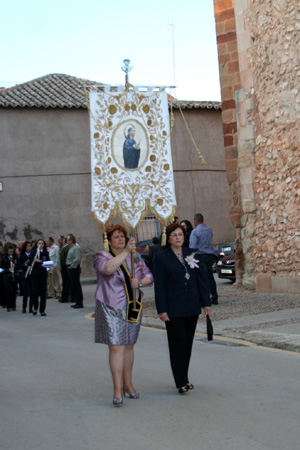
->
[32,310,37,315]
[178,386,188,394]
[22,309,26,313]
[72,304,84,309]
[186,383,194,390]
[59,299,69,303]
[40,312,47,316]
[211,300,218,305]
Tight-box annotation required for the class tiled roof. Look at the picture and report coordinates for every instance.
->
[0,73,102,108]
[171,100,221,110]
[0,73,221,110]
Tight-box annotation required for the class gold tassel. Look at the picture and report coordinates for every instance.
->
[161,227,167,247]
[103,232,109,252]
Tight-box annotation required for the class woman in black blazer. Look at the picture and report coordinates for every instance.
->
[18,240,33,313]
[153,223,211,394]
[29,239,49,316]
[0,244,18,311]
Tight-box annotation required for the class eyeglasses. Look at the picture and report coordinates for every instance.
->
[170,233,184,238]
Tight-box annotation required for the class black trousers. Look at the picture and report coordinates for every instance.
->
[68,266,83,306]
[31,274,47,313]
[21,277,32,311]
[165,315,198,388]
[3,276,17,310]
[61,266,71,301]
[197,254,218,302]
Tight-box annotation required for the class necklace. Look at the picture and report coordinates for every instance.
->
[174,251,190,280]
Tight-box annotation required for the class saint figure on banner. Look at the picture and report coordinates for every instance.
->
[123,125,141,169]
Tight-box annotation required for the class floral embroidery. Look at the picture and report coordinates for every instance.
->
[185,253,199,269]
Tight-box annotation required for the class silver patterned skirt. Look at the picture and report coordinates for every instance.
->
[95,300,142,345]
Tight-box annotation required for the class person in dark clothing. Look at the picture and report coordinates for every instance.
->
[180,220,193,248]
[189,213,219,305]
[153,223,211,394]
[29,239,50,316]
[58,238,71,303]
[0,244,18,311]
[143,236,160,272]
[18,240,33,313]
[0,241,6,308]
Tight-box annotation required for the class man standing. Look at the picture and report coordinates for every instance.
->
[58,237,71,303]
[57,235,65,249]
[66,234,84,309]
[45,237,62,299]
[189,213,218,305]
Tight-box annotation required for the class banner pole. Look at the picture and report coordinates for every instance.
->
[131,249,137,310]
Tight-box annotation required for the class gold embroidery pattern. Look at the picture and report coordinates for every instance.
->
[90,87,177,231]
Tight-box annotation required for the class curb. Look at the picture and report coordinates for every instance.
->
[141,317,300,354]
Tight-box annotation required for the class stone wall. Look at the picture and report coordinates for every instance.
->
[214,0,300,293]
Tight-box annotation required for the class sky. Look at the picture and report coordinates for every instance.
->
[0,0,221,101]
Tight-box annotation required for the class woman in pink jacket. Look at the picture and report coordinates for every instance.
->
[94,224,153,407]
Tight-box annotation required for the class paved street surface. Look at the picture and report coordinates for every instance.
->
[1,283,300,450]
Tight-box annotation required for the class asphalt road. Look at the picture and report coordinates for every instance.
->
[1,294,300,450]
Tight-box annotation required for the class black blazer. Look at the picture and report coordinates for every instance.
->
[18,253,31,278]
[29,249,49,276]
[0,255,19,280]
[153,247,211,318]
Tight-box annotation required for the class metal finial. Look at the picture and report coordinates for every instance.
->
[121,59,133,84]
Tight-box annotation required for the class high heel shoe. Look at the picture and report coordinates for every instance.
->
[112,397,123,407]
[178,386,188,394]
[123,388,140,399]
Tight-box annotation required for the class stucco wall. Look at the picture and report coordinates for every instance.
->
[0,106,234,275]
[172,108,235,244]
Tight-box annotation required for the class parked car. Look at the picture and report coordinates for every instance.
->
[212,249,224,272]
[218,242,235,256]
[216,253,236,282]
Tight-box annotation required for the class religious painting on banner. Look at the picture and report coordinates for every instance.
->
[89,85,177,231]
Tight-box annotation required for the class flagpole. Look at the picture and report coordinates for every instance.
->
[171,23,176,87]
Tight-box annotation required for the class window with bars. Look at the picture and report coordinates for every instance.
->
[136,216,161,241]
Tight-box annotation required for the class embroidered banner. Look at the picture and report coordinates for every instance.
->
[89,85,177,230]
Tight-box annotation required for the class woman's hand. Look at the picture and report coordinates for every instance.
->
[130,277,140,289]
[204,306,211,315]
[125,237,136,253]
[34,258,42,263]
[159,312,170,322]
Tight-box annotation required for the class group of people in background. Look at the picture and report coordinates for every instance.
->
[0,233,84,315]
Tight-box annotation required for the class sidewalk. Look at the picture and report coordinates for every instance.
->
[139,280,300,354]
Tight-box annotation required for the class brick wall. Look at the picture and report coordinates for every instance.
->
[213,0,244,285]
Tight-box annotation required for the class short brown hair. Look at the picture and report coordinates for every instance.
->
[104,224,128,243]
[67,234,76,244]
[165,223,186,248]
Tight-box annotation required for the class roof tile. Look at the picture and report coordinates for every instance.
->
[0,73,221,110]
